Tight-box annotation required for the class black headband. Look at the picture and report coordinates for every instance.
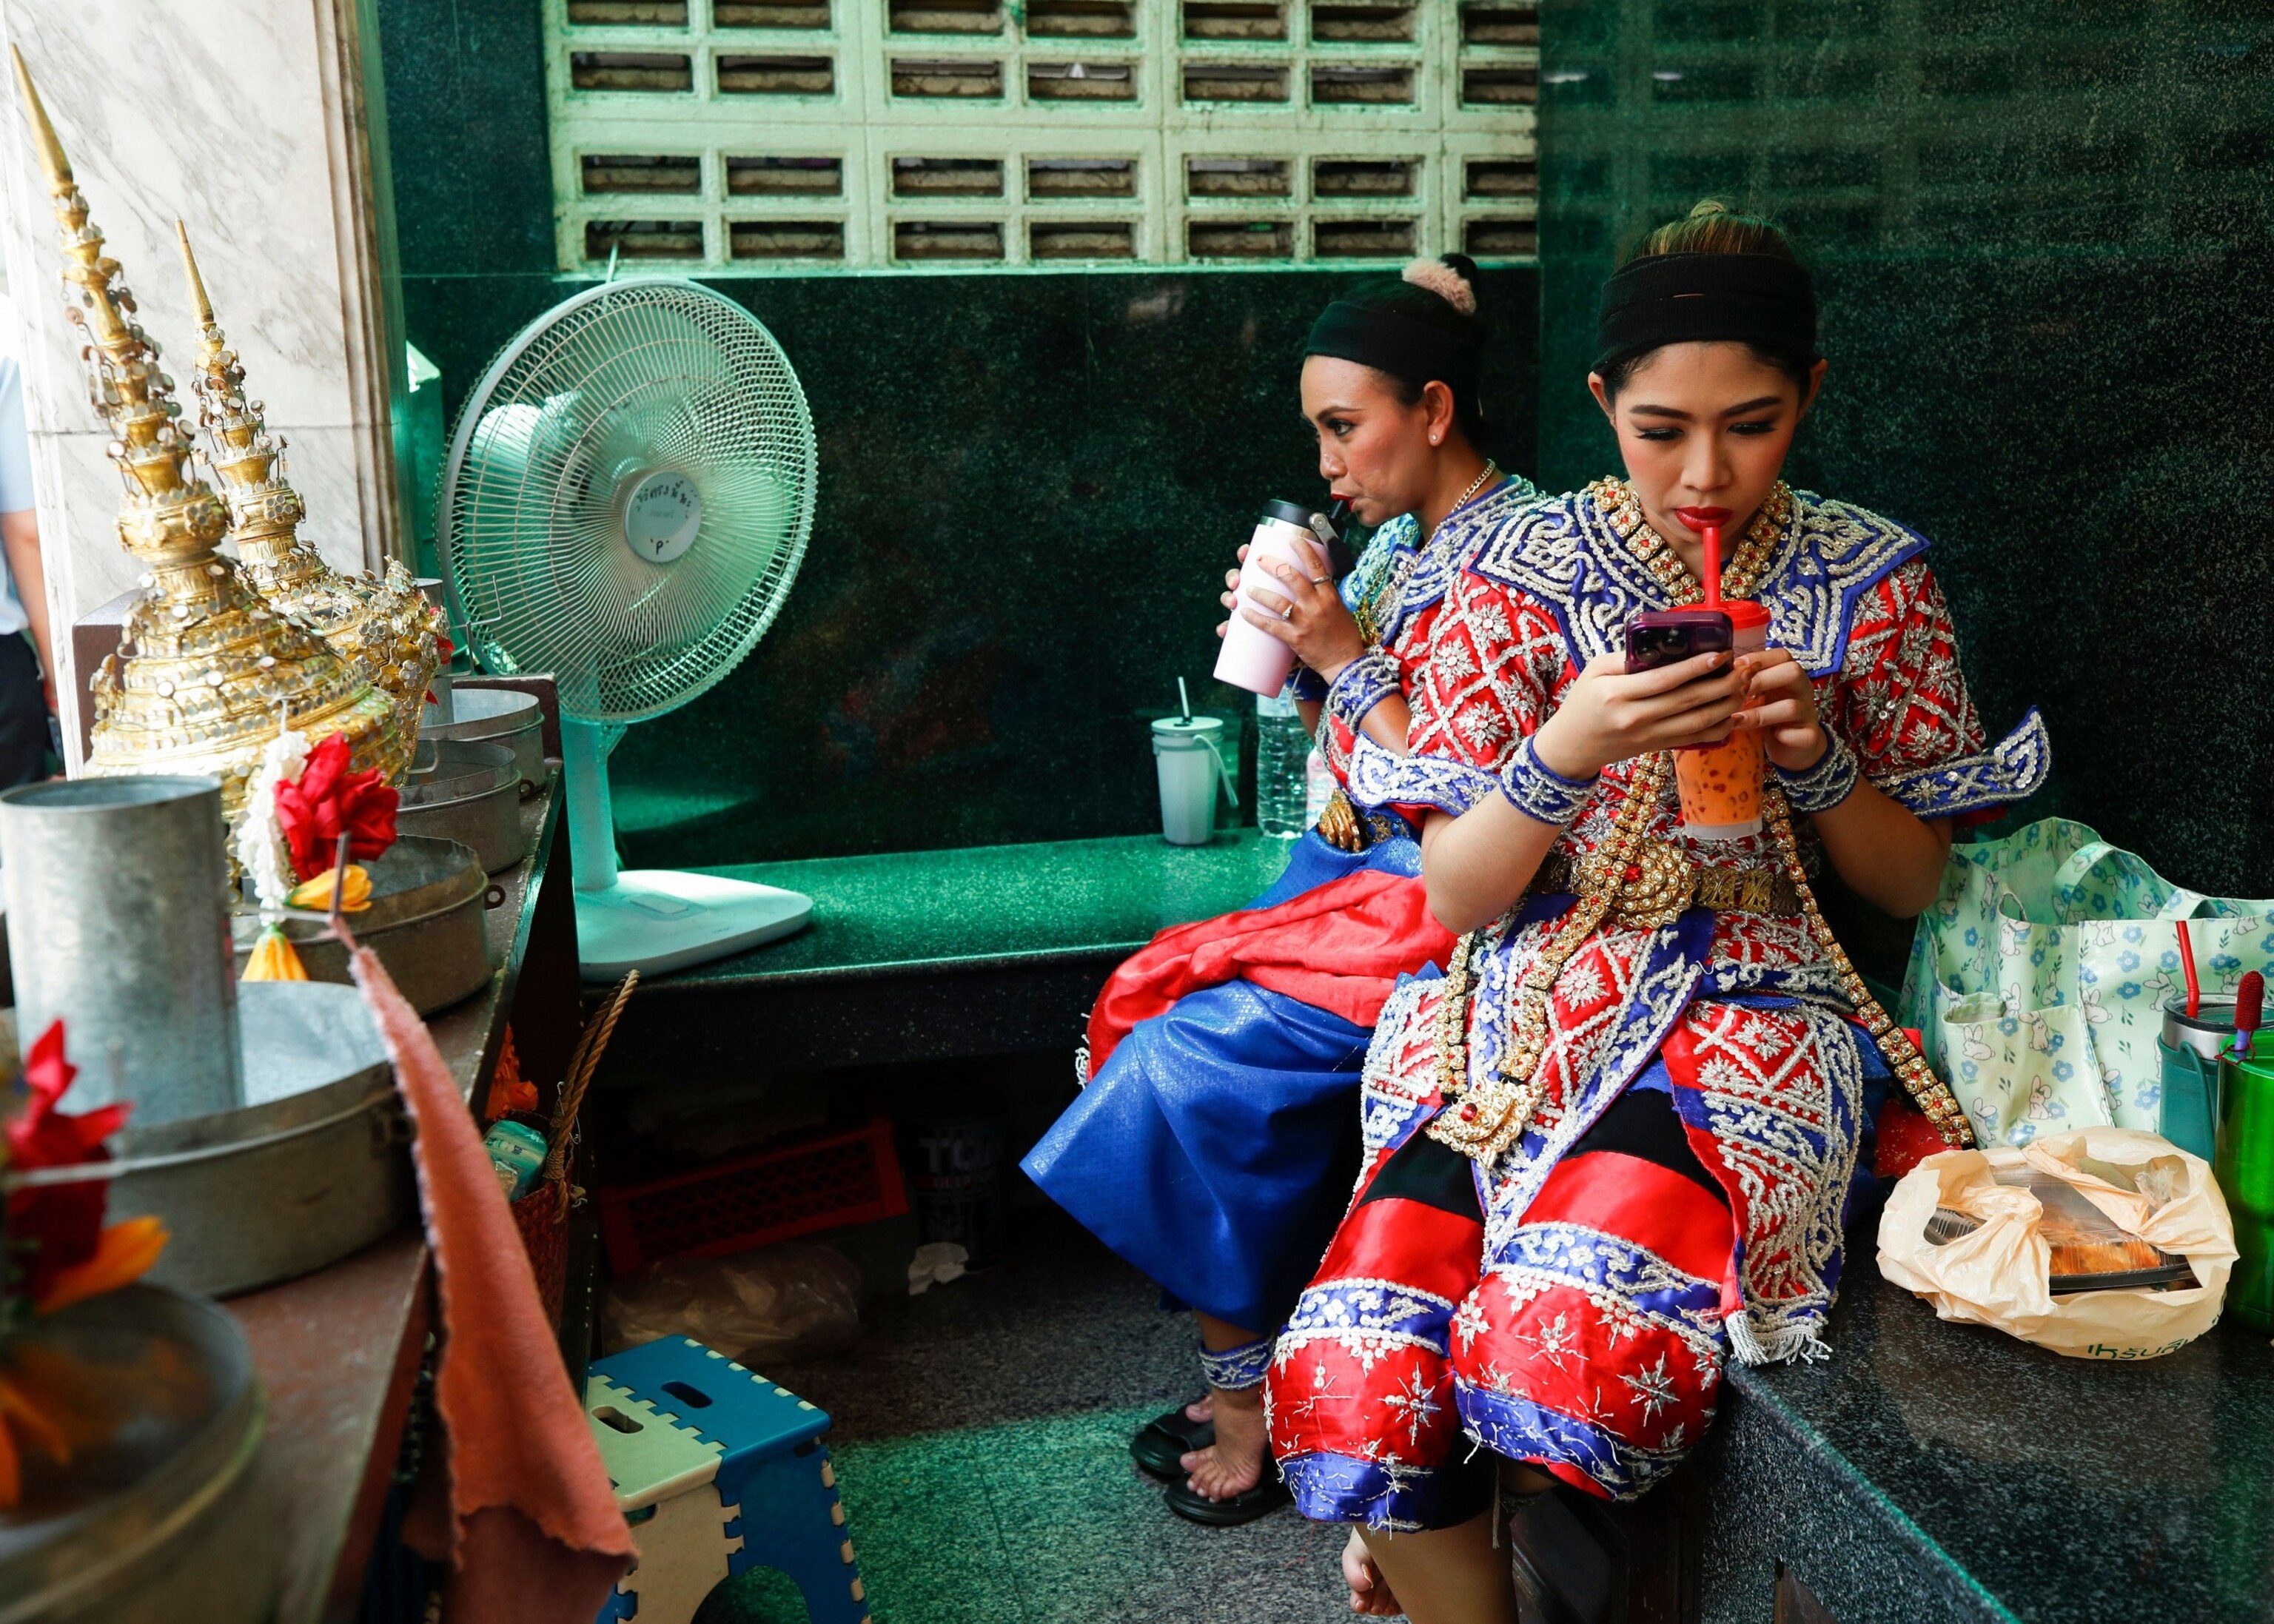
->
[1592,252,1818,377]
[1304,301,1481,408]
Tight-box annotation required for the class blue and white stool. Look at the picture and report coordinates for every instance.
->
[586,1336,869,1624]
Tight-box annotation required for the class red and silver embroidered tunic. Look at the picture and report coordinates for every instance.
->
[1267,483,2048,1522]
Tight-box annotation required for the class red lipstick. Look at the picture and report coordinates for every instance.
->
[1673,506,1733,531]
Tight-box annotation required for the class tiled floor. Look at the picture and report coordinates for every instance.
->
[694,1212,1355,1623]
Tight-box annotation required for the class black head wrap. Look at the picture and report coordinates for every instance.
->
[1592,252,1818,378]
[1304,295,1482,411]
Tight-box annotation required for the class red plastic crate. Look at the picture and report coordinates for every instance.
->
[598,1115,909,1275]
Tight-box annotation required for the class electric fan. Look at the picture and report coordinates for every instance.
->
[437,277,817,979]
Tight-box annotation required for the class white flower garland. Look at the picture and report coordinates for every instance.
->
[235,725,310,920]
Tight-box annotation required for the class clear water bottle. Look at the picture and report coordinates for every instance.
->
[1255,691,1312,838]
[1305,745,1336,827]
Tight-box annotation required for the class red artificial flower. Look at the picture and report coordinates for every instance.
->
[5,1021,129,1306]
[273,732,400,883]
[426,631,455,705]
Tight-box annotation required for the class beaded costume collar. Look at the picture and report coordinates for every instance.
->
[1468,480,1928,677]
[1353,474,1537,648]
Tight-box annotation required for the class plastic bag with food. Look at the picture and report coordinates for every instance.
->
[1876,1126,2236,1360]
[600,1241,862,1366]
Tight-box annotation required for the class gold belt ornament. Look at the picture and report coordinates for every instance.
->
[1534,843,1800,928]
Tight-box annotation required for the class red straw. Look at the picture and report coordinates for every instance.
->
[2177,921,2201,1018]
[1701,524,1723,608]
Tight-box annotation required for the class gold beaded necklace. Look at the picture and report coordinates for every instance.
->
[1427,480,1973,1164]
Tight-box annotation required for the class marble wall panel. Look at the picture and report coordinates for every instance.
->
[0,0,404,765]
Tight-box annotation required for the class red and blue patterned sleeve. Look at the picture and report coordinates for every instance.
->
[1346,570,1572,822]
[1828,559,2047,821]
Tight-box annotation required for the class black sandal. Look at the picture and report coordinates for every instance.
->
[1162,1466,1290,1527]
[1130,1400,1214,1481]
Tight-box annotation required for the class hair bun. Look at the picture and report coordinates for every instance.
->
[1401,255,1478,318]
[1687,198,1731,221]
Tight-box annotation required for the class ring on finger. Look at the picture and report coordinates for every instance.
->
[1308,575,1331,585]
[1281,606,1294,621]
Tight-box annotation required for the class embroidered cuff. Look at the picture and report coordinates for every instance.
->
[1774,731,1861,813]
[1876,708,2052,816]
[1496,734,1598,827]
[1199,1337,1275,1392]
[1288,666,1329,703]
[1346,738,1500,816]
[1324,650,1400,734]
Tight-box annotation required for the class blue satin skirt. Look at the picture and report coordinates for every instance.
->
[1021,830,1426,1335]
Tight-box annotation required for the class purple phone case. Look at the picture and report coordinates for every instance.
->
[1626,608,1734,674]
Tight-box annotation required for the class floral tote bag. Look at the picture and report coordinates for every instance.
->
[1898,819,2274,1148]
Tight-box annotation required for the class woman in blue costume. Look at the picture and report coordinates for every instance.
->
[1022,255,1540,1525]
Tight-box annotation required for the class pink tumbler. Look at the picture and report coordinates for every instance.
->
[1213,500,1324,697]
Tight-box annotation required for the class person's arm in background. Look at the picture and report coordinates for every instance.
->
[1,510,52,710]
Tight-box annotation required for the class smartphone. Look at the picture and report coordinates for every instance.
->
[1625,608,1733,674]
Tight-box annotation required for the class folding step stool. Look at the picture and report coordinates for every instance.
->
[585,1336,868,1624]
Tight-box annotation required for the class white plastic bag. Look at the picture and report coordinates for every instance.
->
[1876,1126,2236,1360]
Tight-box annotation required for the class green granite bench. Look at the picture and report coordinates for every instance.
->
[593,831,1292,1090]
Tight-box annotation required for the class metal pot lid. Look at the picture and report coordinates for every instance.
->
[400,739,517,805]
[229,835,487,944]
[110,982,392,1159]
[426,688,542,745]
[0,1284,263,1618]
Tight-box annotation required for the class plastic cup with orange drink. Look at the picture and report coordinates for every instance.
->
[1674,597,1768,839]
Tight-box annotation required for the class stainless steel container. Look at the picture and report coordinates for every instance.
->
[0,1284,277,1624]
[2164,999,2238,1061]
[0,776,241,1127]
[398,739,529,873]
[98,981,409,1297]
[230,836,497,1015]
[426,687,545,788]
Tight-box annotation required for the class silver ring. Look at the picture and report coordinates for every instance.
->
[1281,607,1294,621]
[1308,575,1332,586]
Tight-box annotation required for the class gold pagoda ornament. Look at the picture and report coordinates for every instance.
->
[10,49,409,818]
[176,224,440,747]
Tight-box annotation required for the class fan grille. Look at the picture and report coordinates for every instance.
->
[440,278,816,724]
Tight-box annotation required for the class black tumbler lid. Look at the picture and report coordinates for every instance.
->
[1260,499,1317,529]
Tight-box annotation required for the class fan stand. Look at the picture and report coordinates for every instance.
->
[563,721,811,981]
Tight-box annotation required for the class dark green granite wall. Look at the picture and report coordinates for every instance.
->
[1538,0,2274,895]
[377,0,1539,867]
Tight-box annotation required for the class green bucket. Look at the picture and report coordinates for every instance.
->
[2216,1033,2274,1332]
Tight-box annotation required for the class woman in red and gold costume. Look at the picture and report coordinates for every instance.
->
[1264,203,2050,1621]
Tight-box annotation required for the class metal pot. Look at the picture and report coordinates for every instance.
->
[424,687,545,788]
[0,1284,276,1623]
[232,836,498,1015]
[397,739,529,873]
[93,981,411,1297]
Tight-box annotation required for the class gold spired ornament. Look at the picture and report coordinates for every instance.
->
[11,50,407,816]
[176,224,440,745]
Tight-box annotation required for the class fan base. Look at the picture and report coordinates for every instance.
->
[575,870,812,981]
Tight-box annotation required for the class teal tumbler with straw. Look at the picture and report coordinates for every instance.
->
[2161,998,2233,1161]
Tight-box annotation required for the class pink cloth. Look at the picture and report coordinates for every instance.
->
[352,947,634,1618]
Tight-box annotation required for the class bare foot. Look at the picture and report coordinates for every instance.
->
[1343,1529,1403,1616]
[1179,1386,1266,1500]
[1185,1396,1214,1426]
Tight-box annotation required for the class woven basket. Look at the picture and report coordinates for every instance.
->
[500,970,639,1328]
[511,1181,571,1323]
